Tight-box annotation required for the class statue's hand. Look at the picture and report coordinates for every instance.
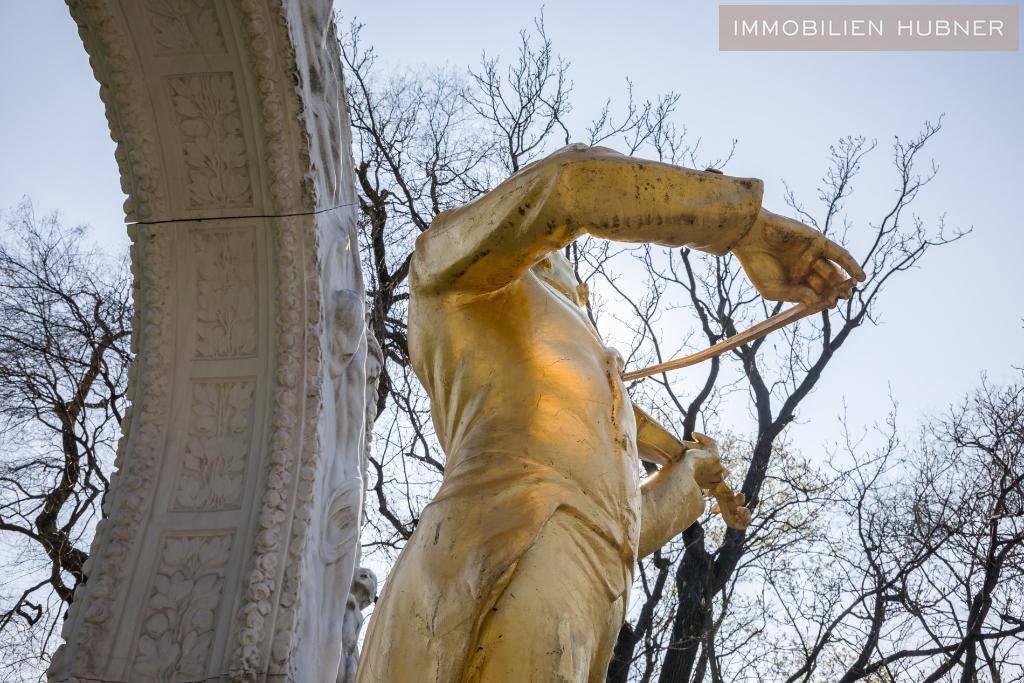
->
[681,434,753,530]
[733,209,865,306]
[680,432,728,489]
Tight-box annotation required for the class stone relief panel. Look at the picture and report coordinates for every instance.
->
[192,226,257,358]
[173,379,256,511]
[167,72,253,209]
[130,532,234,681]
[146,0,226,56]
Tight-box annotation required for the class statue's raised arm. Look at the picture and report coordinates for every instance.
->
[412,143,862,303]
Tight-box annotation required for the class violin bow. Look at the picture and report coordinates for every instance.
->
[624,281,854,529]
[620,288,850,382]
[626,300,827,531]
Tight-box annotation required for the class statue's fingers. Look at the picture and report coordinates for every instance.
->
[688,432,720,454]
[813,259,844,285]
[774,283,819,306]
[837,278,855,300]
[812,260,856,303]
[737,509,752,528]
[691,432,716,449]
[705,472,727,488]
[824,263,852,299]
[823,241,865,281]
[794,244,824,280]
[806,272,829,295]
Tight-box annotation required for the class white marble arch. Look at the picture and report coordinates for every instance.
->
[48,1,369,681]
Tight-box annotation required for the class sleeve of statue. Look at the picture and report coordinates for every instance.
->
[410,143,765,294]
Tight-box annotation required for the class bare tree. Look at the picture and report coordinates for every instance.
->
[0,200,131,677]
[771,376,1024,682]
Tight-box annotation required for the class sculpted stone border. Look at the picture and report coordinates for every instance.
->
[69,0,169,221]
[229,5,310,676]
[50,2,366,681]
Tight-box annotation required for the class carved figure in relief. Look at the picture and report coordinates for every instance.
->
[336,568,378,683]
[308,226,371,682]
[316,284,369,683]
[356,144,863,682]
[316,223,383,682]
[328,288,365,373]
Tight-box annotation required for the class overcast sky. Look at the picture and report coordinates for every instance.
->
[1,1,1021,453]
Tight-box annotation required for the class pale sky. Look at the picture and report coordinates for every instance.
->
[1,1,1021,451]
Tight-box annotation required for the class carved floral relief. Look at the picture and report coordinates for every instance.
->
[147,0,226,55]
[167,72,253,209]
[131,533,233,681]
[173,379,255,511]
[192,227,257,358]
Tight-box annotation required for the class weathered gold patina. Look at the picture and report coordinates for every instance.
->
[356,144,862,682]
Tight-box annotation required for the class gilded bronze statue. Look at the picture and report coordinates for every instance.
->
[355,144,863,682]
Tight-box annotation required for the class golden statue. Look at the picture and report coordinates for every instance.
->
[355,144,863,682]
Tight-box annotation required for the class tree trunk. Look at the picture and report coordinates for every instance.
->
[607,624,638,683]
[659,524,713,683]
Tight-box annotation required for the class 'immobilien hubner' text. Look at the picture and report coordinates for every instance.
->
[732,18,1007,38]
